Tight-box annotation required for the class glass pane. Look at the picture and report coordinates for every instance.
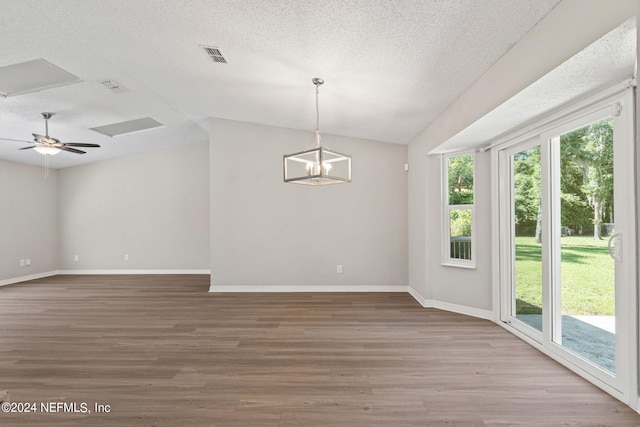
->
[449,209,471,260]
[448,155,474,205]
[557,117,615,373]
[512,146,543,332]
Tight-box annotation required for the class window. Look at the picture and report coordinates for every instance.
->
[442,153,475,268]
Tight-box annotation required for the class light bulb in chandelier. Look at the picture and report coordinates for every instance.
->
[305,161,333,176]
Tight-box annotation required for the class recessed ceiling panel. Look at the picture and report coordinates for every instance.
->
[0,59,80,97]
[90,117,164,137]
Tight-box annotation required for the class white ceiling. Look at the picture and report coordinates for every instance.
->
[436,17,637,153]
[1,0,564,169]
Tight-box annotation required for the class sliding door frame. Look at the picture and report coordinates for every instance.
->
[491,82,638,408]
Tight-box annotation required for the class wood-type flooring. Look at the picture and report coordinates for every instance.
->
[0,274,639,426]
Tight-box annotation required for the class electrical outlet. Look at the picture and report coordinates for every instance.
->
[124,254,129,261]
[25,259,31,266]
[74,255,79,262]
[19,259,25,267]
[337,265,343,274]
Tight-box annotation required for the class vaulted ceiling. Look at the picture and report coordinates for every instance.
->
[0,0,582,169]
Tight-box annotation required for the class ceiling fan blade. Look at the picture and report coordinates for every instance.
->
[0,137,33,144]
[59,146,86,154]
[18,146,37,150]
[61,143,101,148]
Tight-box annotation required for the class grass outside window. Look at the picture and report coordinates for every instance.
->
[515,236,614,316]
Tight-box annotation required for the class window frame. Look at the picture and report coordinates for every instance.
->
[441,152,476,269]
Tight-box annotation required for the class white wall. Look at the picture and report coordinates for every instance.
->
[58,142,209,271]
[0,160,58,282]
[210,118,408,289]
[410,151,492,310]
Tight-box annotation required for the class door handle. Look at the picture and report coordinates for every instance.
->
[607,232,622,263]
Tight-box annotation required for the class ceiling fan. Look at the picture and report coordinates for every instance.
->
[1,112,100,155]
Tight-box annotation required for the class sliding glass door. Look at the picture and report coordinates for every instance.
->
[502,142,544,338]
[499,90,636,401]
[552,117,617,374]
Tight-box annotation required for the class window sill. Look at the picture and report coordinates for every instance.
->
[441,262,477,270]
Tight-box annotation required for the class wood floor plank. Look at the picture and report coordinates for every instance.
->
[0,274,638,426]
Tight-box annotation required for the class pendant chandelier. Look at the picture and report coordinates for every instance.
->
[283,78,351,185]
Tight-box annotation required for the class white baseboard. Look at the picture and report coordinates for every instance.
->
[0,270,209,287]
[1,274,492,323]
[408,287,430,307]
[432,300,494,321]
[58,269,210,275]
[209,285,409,293]
[210,285,493,321]
[0,270,59,287]
[408,287,493,321]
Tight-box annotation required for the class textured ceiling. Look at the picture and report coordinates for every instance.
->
[437,18,637,153]
[0,0,563,168]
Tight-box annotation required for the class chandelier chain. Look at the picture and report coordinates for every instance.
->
[315,83,320,132]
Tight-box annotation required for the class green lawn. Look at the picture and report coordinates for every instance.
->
[515,236,615,316]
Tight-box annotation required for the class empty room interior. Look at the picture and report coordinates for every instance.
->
[2,0,640,425]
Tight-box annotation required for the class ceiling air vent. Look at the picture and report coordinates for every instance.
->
[200,45,227,64]
[99,79,127,93]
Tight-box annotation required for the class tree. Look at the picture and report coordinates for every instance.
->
[560,118,613,240]
[448,155,474,205]
[513,146,542,241]
[512,118,613,242]
[450,209,472,236]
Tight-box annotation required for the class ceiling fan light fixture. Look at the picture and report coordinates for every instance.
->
[283,78,351,185]
[6,112,100,157]
[33,146,61,155]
